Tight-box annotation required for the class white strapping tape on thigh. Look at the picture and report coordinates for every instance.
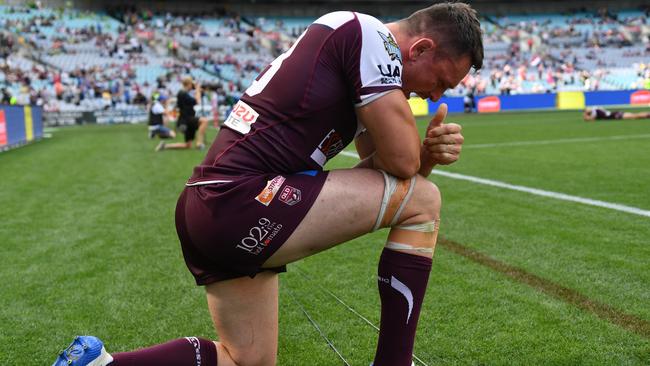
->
[385,220,439,254]
[372,171,417,232]
[373,170,393,232]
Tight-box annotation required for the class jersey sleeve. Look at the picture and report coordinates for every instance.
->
[355,13,403,106]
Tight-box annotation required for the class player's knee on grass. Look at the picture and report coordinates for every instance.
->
[373,171,441,254]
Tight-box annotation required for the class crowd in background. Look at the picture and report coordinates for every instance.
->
[0,3,648,114]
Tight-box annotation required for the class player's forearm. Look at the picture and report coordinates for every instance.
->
[353,152,404,174]
[418,151,436,177]
[373,152,419,179]
[354,150,425,179]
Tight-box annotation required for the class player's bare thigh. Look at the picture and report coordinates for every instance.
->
[263,168,440,268]
[205,271,279,366]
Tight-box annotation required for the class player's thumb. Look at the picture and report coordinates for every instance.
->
[428,103,448,129]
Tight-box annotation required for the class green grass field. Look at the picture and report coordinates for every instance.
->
[2,110,650,365]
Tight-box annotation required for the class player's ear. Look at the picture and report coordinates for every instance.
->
[408,38,435,61]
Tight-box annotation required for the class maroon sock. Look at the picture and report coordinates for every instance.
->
[110,337,217,366]
[373,249,432,366]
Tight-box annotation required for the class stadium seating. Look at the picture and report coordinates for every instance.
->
[0,4,648,113]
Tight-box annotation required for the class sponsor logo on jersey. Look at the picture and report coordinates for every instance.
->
[377,64,401,77]
[255,175,286,206]
[224,100,259,134]
[377,31,402,64]
[377,64,401,84]
[310,129,344,167]
[279,186,301,206]
[236,218,283,255]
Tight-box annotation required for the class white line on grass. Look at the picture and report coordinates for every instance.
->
[295,267,432,366]
[464,133,650,149]
[285,285,351,365]
[338,150,650,218]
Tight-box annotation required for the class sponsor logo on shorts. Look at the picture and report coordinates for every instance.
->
[224,100,259,134]
[236,218,283,255]
[255,175,286,206]
[310,129,344,167]
[279,186,301,206]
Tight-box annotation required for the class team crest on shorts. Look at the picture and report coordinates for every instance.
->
[255,175,286,206]
[279,185,301,206]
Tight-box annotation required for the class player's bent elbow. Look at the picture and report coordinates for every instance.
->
[387,158,420,180]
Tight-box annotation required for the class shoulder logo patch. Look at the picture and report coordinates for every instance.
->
[378,31,402,65]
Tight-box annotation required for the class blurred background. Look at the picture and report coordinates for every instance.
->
[0,0,648,138]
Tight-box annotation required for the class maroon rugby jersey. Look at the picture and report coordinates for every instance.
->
[591,108,622,120]
[188,12,403,185]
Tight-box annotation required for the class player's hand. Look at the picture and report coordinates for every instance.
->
[422,103,464,166]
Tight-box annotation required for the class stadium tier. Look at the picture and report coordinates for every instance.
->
[0,3,648,116]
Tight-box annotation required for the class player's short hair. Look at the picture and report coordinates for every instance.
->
[402,2,484,71]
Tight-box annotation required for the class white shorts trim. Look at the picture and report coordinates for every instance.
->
[185,180,233,187]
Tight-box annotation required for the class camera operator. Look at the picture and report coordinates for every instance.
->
[156,76,208,151]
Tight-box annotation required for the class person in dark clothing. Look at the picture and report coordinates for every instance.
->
[1,88,12,104]
[156,76,208,151]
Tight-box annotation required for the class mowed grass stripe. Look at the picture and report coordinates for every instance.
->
[439,237,650,339]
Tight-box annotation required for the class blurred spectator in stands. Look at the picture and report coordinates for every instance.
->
[2,88,10,104]
[463,89,475,113]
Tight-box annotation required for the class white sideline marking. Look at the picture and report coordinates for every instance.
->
[464,133,650,149]
[295,267,432,366]
[285,285,351,365]
[338,150,650,218]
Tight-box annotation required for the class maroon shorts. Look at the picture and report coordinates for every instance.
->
[612,111,624,120]
[175,170,329,285]
[599,111,624,120]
